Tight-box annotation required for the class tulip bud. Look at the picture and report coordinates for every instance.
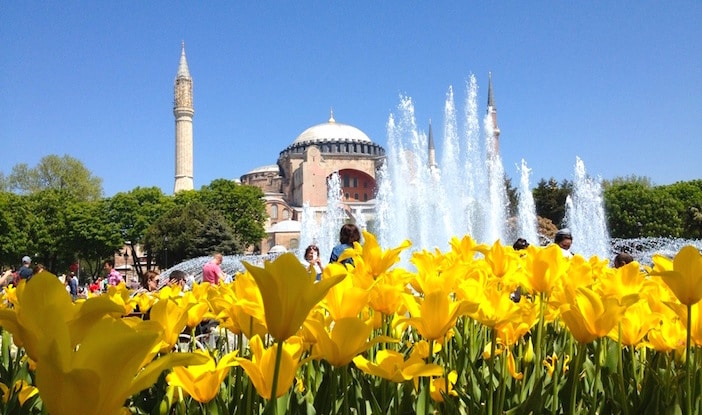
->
[523,338,534,364]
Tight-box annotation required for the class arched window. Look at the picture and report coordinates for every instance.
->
[283,209,290,219]
[271,204,278,219]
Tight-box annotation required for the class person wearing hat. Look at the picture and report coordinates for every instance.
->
[554,229,573,258]
[18,256,34,281]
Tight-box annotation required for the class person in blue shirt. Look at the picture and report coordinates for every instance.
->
[329,223,361,266]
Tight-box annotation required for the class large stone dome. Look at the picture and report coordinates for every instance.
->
[292,113,372,145]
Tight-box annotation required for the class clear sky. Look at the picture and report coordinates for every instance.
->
[2,2,700,197]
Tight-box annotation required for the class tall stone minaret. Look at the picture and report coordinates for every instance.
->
[173,42,194,193]
[487,72,501,156]
[427,119,437,170]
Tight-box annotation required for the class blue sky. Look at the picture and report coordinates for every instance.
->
[1,2,700,197]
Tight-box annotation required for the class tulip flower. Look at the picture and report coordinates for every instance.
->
[167,350,239,403]
[523,244,569,296]
[148,298,190,352]
[0,380,38,406]
[349,230,411,288]
[234,335,304,400]
[430,370,458,402]
[320,264,369,320]
[305,317,395,367]
[559,286,629,344]
[397,289,476,342]
[650,245,702,306]
[353,348,443,383]
[243,252,345,341]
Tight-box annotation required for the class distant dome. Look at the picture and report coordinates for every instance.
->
[268,220,301,233]
[244,164,279,175]
[292,112,372,145]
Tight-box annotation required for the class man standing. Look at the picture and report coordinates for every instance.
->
[554,229,574,258]
[17,256,34,281]
[202,253,225,285]
[104,260,124,286]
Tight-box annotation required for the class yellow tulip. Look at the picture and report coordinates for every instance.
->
[523,244,569,296]
[368,268,414,316]
[596,260,644,305]
[481,240,521,279]
[321,264,368,320]
[167,350,239,403]
[353,348,443,383]
[243,252,345,341]
[397,290,475,342]
[148,298,189,352]
[558,286,628,344]
[350,230,411,288]
[650,246,702,306]
[36,317,207,415]
[430,370,458,402]
[305,317,395,367]
[646,315,687,352]
[607,301,660,347]
[0,380,38,406]
[234,335,304,400]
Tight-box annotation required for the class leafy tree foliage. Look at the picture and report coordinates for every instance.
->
[197,179,267,248]
[6,154,103,201]
[532,178,573,228]
[104,187,174,276]
[604,182,683,238]
[0,192,33,268]
[659,180,702,238]
[144,200,239,268]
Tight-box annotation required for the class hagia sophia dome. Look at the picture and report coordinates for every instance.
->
[290,113,372,145]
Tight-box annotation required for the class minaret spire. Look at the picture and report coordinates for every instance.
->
[428,119,437,170]
[174,42,194,193]
[486,72,501,155]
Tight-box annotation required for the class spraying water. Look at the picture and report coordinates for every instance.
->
[563,157,611,258]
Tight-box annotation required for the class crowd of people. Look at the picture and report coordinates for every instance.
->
[2,226,640,302]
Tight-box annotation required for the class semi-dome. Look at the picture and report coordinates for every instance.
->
[292,112,372,145]
[243,164,280,175]
[268,219,301,233]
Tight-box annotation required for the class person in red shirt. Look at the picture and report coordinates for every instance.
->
[202,253,225,285]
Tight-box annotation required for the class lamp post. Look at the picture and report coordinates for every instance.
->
[164,236,169,270]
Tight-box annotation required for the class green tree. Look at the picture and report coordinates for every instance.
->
[64,200,123,283]
[144,200,238,268]
[197,179,267,249]
[504,176,518,218]
[532,178,573,228]
[604,182,683,238]
[660,180,702,238]
[105,187,174,277]
[7,154,103,201]
[0,192,33,268]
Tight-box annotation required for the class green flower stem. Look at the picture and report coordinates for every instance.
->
[685,303,692,415]
[589,340,603,415]
[270,339,284,415]
[534,293,547,384]
[340,365,350,415]
[616,325,630,415]
[551,354,559,415]
[487,329,496,415]
[568,342,587,415]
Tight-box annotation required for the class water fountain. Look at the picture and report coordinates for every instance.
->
[563,157,610,259]
[374,75,534,257]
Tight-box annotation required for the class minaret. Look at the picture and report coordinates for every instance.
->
[487,72,501,155]
[173,42,194,193]
[427,119,437,170]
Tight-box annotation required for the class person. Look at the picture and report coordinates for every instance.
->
[143,270,160,292]
[17,256,34,282]
[104,260,124,286]
[89,276,104,294]
[554,228,573,258]
[512,238,529,251]
[68,272,79,300]
[202,253,225,285]
[304,245,324,280]
[613,252,634,268]
[167,269,188,289]
[0,269,14,288]
[329,223,361,266]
